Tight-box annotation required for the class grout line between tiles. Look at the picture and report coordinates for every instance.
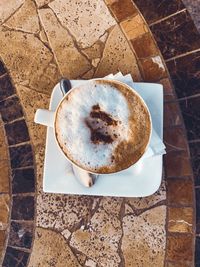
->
[149,8,187,27]
[165,48,200,62]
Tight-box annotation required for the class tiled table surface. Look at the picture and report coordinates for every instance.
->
[0,0,199,266]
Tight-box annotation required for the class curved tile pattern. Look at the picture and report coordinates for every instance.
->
[0,0,199,266]
[106,0,195,266]
[0,62,35,267]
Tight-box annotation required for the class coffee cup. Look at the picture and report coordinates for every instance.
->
[34,79,152,175]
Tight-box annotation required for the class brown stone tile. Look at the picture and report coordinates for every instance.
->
[183,0,200,32]
[0,230,6,259]
[167,178,193,206]
[159,78,174,96]
[164,101,182,128]
[168,207,193,233]
[5,120,29,146]
[180,96,200,140]
[11,196,34,220]
[29,228,80,267]
[139,56,167,82]
[121,206,166,266]
[0,95,23,123]
[131,33,158,58]
[151,11,200,59]
[0,74,15,102]
[195,236,200,265]
[165,260,192,267]
[70,207,122,266]
[5,0,40,34]
[133,0,185,24]
[16,84,50,123]
[0,160,9,193]
[109,0,137,22]
[189,142,200,186]
[9,144,33,169]
[164,94,177,102]
[0,125,8,160]
[95,24,142,81]
[164,151,192,178]
[12,168,35,194]
[166,234,193,262]
[164,126,188,153]
[167,51,200,98]
[3,246,29,267]
[195,188,200,234]
[8,221,33,249]
[0,27,59,95]
[0,194,10,230]
[120,14,148,40]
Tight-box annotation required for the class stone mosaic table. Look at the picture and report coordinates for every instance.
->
[0,0,199,266]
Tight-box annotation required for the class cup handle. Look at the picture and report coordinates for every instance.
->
[34,109,55,128]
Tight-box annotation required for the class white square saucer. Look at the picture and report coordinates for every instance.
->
[43,79,163,197]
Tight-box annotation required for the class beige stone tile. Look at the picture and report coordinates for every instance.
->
[4,0,40,34]
[16,84,50,122]
[85,259,97,267]
[82,41,105,60]
[76,253,87,266]
[0,230,6,260]
[122,205,166,267]
[100,197,123,216]
[120,14,148,40]
[35,0,51,8]
[0,27,61,94]
[28,227,80,267]
[0,160,9,193]
[36,193,98,230]
[34,144,45,191]
[39,26,49,44]
[0,194,10,230]
[70,207,121,266]
[16,83,49,148]
[49,0,116,48]
[126,179,166,210]
[0,126,8,161]
[81,68,95,80]
[38,8,91,79]
[0,0,24,24]
[95,24,142,81]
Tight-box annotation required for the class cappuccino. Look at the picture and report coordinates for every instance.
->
[55,80,151,173]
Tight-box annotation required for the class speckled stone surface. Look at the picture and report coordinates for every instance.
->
[0,0,198,266]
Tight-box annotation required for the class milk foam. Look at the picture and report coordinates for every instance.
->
[56,81,130,171]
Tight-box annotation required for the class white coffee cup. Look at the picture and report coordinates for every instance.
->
[34,79,153,177]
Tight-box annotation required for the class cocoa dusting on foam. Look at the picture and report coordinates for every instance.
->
[85,104,118,144]
[55,79,151,174]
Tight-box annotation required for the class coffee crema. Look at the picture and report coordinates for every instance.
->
[55,79,151,174]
